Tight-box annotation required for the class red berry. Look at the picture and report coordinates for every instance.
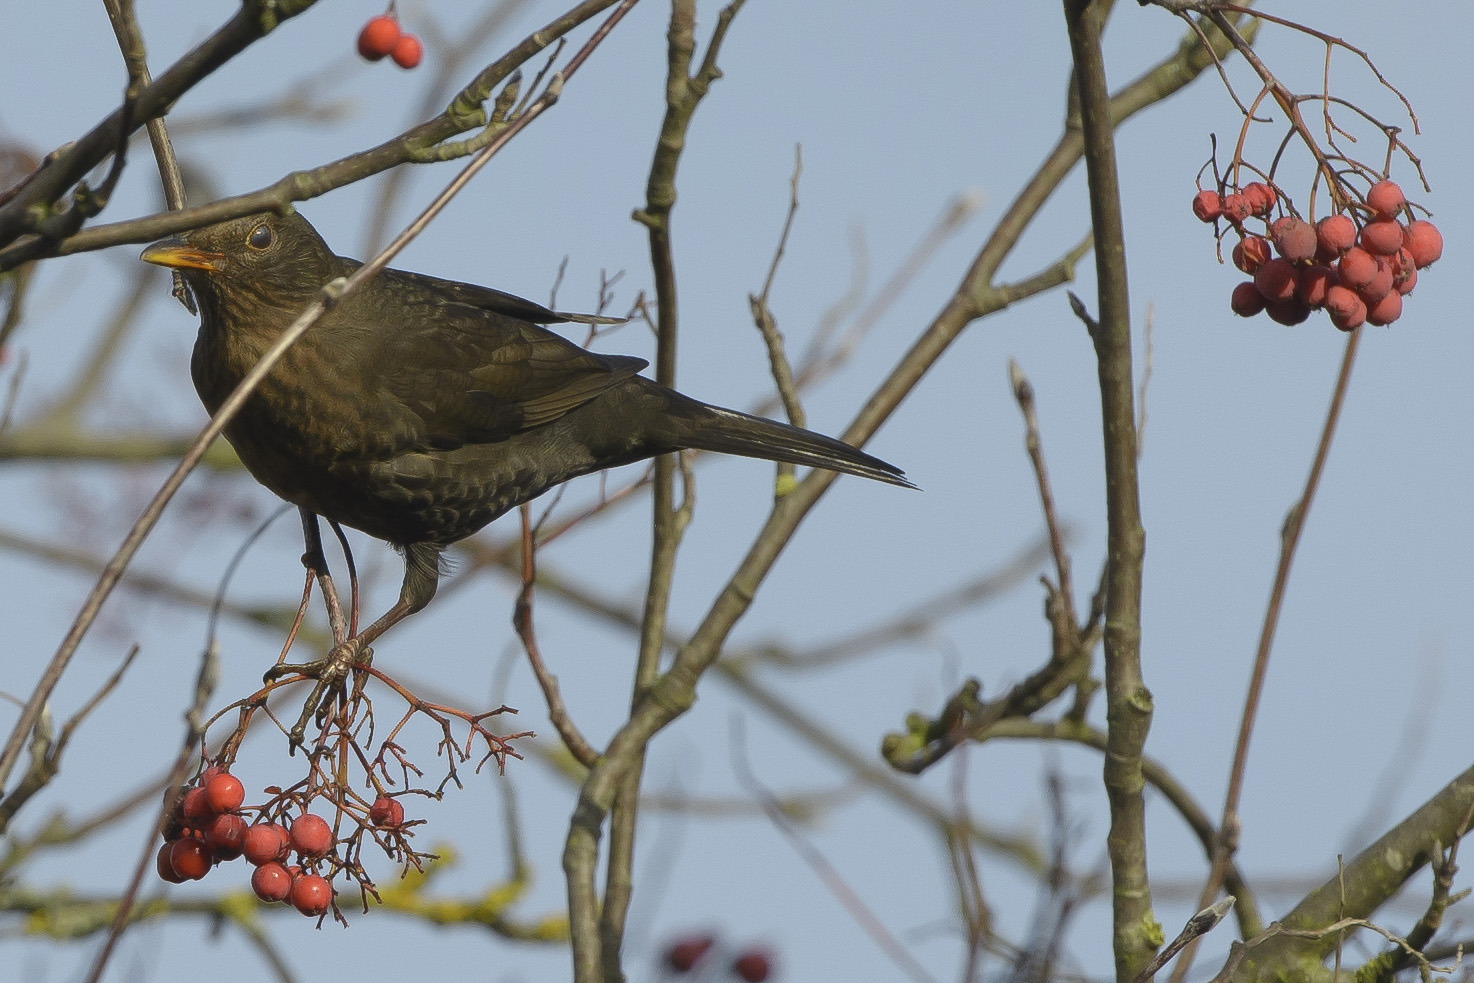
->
[665,934,716,972]
[1336,247,1378,291]
[1295,264,1336,308]
[252,862,294,903]
[1365,180,1405,218]
[290,813,334,859]
[1270,216,1316,263]
[156,842,187,884]
[204,813,248,860]
[1366,290,1403,326]
[1220,194,1251,223]
[1404,220,1443,268]
[357,15,400,61]
[182,786,215,823]
[196,764,223,787]
[1254,258,1296,302]
[290,874,333,917]
[168,836,212,881]
[391,33,423,69]
[369,795,405,828]
[1265,297,1311,326]
[1393,250,1418,295]
[1229,281,1265,318]
[1242,182,1277,217]
[1232,236,1271,274]
[1359,218,1404,256]
[1357,257,1395,303]
[732,949,773,983]
[205,773,245,814]
[243,822,290,865]
[1315,214,1357,257]
[1325,285,1367,331]
[1191,190,1222,223]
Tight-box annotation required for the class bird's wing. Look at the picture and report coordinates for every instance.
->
[368,264,623,326]
[385,266,571,323]
[353,273,647,450]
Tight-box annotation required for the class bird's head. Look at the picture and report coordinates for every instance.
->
[140,210,340,320]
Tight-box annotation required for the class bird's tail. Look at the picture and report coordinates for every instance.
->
[675,398,915,489]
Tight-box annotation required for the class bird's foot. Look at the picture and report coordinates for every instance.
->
[264,638,374,753]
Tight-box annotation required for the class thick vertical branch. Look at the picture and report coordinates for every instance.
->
[1061,1,1157,980]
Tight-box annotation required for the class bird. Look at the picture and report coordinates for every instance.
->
[140,209,911,700]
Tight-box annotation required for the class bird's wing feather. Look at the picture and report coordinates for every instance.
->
[382,265,572,323]
[344,272,647,450]
[360,264,622,325]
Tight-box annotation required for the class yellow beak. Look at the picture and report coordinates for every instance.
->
[140,237,224,272]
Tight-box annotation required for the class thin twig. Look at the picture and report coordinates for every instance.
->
[514,505,596,766]
[731,717,937,983]
[1173,328,1362,983]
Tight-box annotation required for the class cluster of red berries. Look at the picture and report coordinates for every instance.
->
[356,13,422,69]
[156,766,407,919]
[1194,180,1442,330]
[664,933,773,981]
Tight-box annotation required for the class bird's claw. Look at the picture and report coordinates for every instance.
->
[264,640,374,754]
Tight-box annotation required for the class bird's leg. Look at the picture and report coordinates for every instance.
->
[268,541,444,751]
[297,511,351,643]
[265,512,353,683]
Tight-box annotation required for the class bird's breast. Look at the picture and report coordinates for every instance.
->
[190,321,407,512]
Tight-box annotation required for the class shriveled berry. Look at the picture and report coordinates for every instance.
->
[1220,194,1251,223]
[1359,219,1404,256]
[1232,236,1271,274]
[1336,247,1378,291]
[290,813,333,859]
[1242,182,1277,216]
[1365,180,1405,218]
[290,874,333,917]
[204,813,248,860]
[369,795,405,828]
[1265,298,1311,326]
[243,822,290,865]
[357,15,400,61]
[1253,258,1296,302]
[1270,216,1316,262]
[156,842,187,884]
[391,33,423,69]
[1229,282,1265,318]
[665,934,716,972]
[1315,214,1357,258]
[1404,220,1443,268]
[251,862,293,903]
[168,836,212,881]
[162,786,189,840]
[1325,285,1367,331]
[205,773,245,814]
[1295,264,1336,308]
[1192,190,1222,222]
[732,949,773,983]
[1367,291,1403,326]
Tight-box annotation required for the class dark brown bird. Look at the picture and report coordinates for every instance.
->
[141,209,910,673]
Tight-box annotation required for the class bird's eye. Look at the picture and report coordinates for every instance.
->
[246,224,273,251]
